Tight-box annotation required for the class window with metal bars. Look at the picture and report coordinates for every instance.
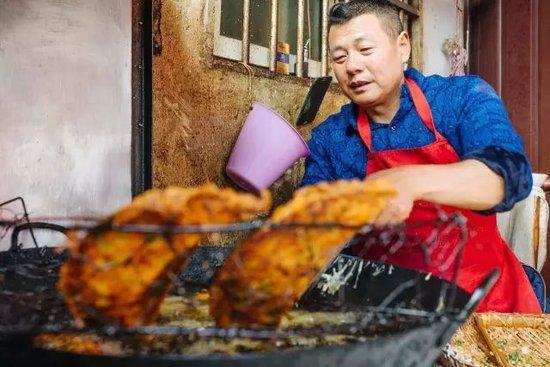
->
[213,0,421,78]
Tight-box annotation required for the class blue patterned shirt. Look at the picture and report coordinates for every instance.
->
[302,68,532,214]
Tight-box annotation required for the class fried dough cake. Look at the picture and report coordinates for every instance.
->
[59,185,270,327]
[210,179,395,327]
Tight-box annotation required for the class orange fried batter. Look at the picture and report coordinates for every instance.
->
[209,179,396,327]
[34,334,104,355]
[59,185,270,327]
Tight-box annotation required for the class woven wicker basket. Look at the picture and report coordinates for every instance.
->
[442,313,550,367]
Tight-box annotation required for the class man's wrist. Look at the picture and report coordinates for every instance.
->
[412,165,440,201]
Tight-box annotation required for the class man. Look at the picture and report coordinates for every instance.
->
[302,0,541,313]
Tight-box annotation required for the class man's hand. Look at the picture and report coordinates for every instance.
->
[364,160,505,228]
[365,166,423,227]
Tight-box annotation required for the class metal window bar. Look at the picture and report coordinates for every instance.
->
[321,0,330,76]
[296,0,306,77]
[241,0,251,64]
[269,0,279,72]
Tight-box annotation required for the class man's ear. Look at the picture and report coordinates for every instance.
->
[397,31,411,63]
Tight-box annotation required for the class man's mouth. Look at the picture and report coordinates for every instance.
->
[349,80,372,91]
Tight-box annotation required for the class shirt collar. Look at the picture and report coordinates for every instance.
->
[343,67,425,131]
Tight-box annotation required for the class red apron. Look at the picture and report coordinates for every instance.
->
[354,78,541,313]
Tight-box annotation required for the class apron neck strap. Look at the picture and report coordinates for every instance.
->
[357,78,440,151]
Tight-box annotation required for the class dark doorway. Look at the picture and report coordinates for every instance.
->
[468,0,550,285]
[538,0,550,284]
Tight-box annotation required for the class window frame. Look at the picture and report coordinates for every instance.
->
[213,0,323,78]
[212,0,422,79]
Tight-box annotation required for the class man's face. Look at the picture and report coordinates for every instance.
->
[328,14,410,109]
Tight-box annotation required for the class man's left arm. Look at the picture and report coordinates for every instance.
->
[367,78,533,226]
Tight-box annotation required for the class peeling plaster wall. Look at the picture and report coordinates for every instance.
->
[0,0,132,250]
[153,0,347,207]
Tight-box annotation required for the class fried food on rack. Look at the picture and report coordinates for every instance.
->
[209,179,396,327]
[59,185,270,327]
[34,334,104,355]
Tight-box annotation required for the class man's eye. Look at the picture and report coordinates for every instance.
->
[360,48,373,54]
[333,55,346,63]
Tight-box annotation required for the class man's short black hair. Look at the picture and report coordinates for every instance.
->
[329,0,404,40]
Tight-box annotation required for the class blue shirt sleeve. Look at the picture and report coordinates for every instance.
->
[301,126,334,186]
[463,146,533,214]
[453,77,532,213]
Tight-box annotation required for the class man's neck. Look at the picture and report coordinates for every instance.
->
[362,83,402,124]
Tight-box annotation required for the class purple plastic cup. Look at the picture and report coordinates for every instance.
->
[226,102,310,192]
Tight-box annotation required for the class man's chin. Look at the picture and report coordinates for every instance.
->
[350,93,380,108]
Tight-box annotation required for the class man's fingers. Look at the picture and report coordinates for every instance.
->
[374,204,397,228]
[373,200,410,228]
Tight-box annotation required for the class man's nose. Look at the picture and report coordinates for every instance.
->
[346,52,364,75]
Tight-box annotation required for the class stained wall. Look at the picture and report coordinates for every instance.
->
[152,0,347,206]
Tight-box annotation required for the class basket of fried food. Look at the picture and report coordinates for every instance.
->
[59,179,395,329]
